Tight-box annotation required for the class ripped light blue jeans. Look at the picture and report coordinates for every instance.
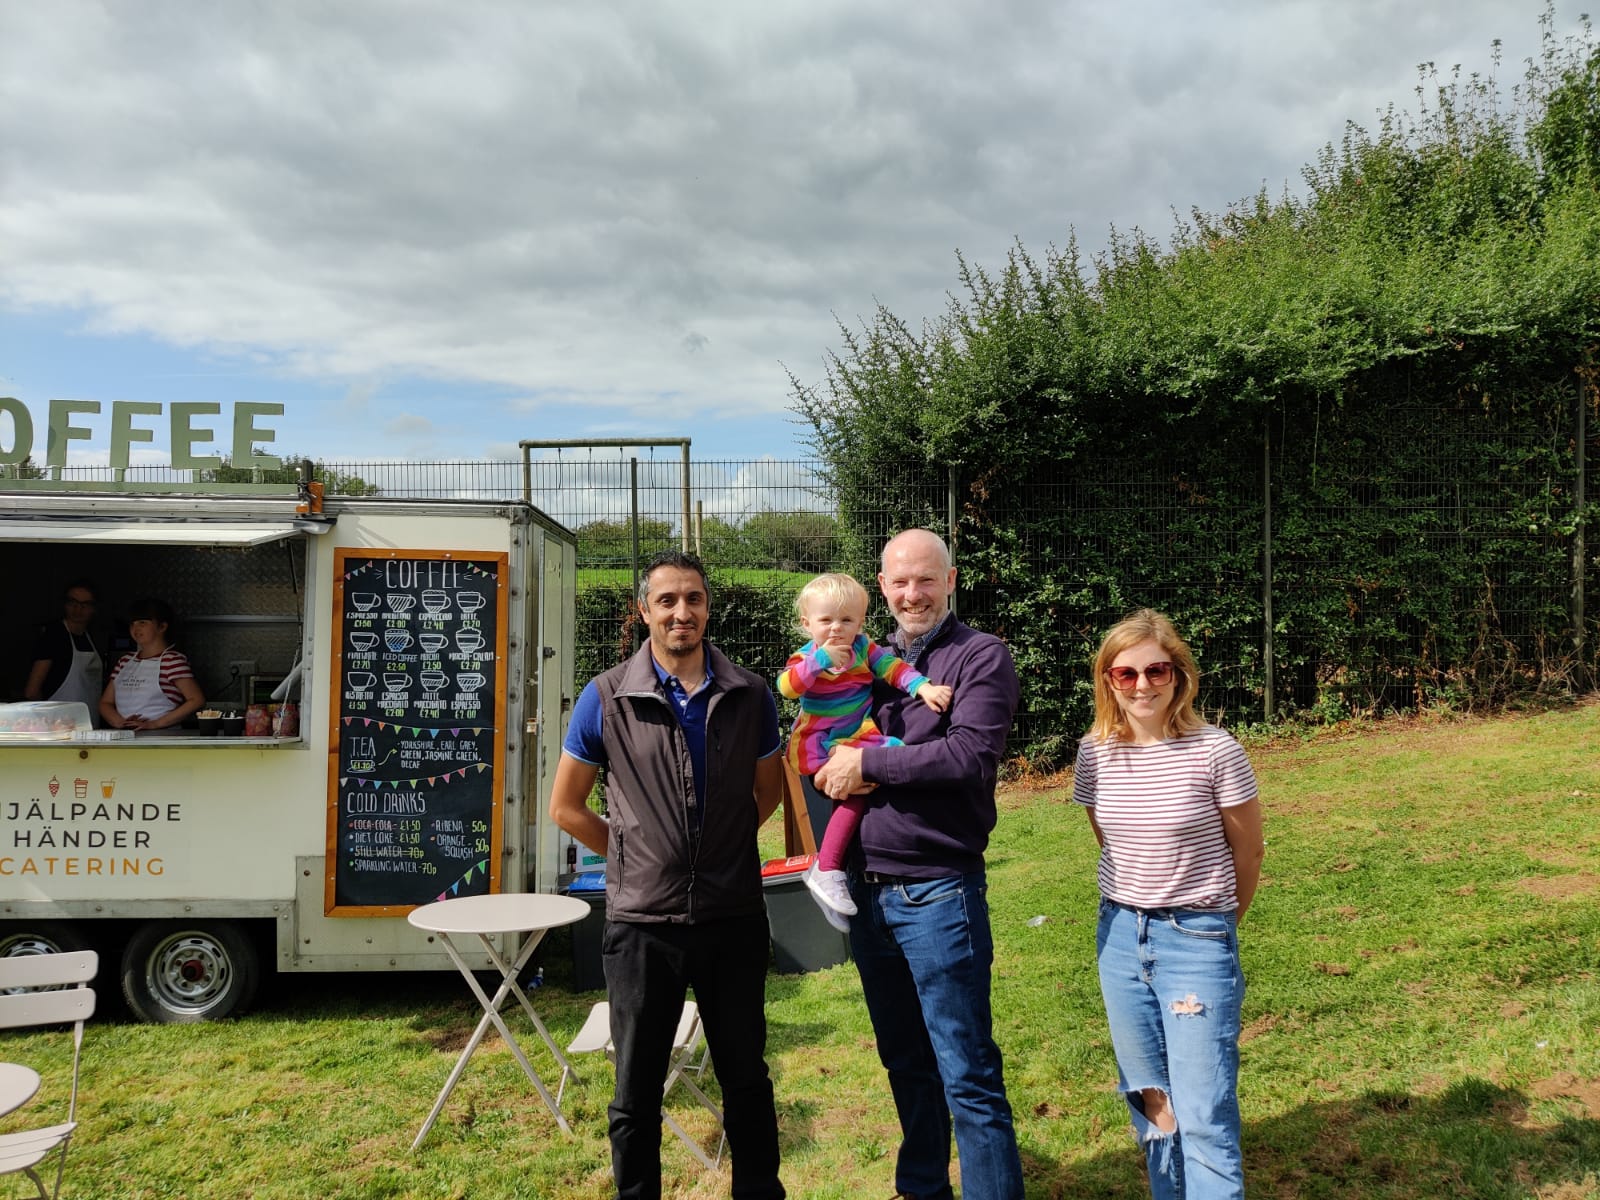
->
[1095,898,1245,1200]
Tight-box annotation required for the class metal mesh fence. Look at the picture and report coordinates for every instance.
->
[303,419,1592,766]
[19,416,1588,766]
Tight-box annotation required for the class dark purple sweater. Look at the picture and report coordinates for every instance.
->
[857,618,1020,878]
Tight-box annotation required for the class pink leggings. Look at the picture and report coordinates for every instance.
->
[815,789,868,872]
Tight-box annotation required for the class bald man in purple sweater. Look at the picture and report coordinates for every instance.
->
[814,529,1024,1200]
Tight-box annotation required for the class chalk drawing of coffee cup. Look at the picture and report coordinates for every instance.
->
[349,631,379,653]
[352,593,381,612]
[384,629,414,653]
[420,670,449,692]
[421,589,450,614]
[456,592,486,616]
[454,628,485,654]
[383,673,412,692]
[418,632,448,654]
[386,594,417,614]
[456,672,486,692]
[347,672,376,692]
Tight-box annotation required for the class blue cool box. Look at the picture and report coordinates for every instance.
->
[567,871,606,893]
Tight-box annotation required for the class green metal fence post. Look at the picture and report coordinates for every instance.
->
[1575,375,1588,687]
[948,463,959,621]
[1263,416,1275,723]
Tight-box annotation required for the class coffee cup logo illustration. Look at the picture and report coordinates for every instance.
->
[418,632,448,654]
[456,672,486,692]
[347,672,377,692]
[386,594,416,614]
[383,673,412,692]
[349,631,379,653]
[419,670,449,692]
[351,593,381,612]
[384,629,414,653]
[454,628,485,654]
[456,592,486,615]
[421,589,450,614]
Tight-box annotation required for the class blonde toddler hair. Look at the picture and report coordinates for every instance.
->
[794,572,870,632]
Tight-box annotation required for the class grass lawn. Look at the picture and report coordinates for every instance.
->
[4,704,1598,1198]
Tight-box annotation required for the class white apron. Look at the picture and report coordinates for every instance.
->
[113,653,177,722]
[49,625,103,722]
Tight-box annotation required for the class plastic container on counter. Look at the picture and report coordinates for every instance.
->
[0,701,93,739]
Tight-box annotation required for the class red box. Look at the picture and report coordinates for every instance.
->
[760,854,816,878]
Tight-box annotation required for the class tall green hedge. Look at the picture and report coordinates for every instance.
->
[793,17,1600,767]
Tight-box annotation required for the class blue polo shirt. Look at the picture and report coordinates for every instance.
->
[562,652,781,819]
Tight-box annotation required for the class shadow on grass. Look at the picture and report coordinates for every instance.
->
[1030,1078,1599,1200]
[249,930,592,1021]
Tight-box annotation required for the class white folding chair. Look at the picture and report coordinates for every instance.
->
[657,1002,724,1169]
[559,999,726,1170]
[0,950,98,1200]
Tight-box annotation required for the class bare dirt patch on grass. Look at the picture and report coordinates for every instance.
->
[1531,1072,1600,1116]
[1516,872,1600,901]
[1240,1013,1280,1044]
[1532,1181,1600,1199]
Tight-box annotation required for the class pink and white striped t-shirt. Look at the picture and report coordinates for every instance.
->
[1072,724,1258,912]
[108,648,196,713]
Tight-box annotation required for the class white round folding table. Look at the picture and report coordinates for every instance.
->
[0,1063,41,1118]
[406,891,590,1149]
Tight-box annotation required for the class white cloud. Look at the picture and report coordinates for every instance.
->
[0,0,1584,460]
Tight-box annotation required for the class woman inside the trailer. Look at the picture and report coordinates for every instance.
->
[99,596,206,732]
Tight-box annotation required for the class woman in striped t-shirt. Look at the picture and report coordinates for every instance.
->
[1073,610,1264,1200]
[100,596,206,732]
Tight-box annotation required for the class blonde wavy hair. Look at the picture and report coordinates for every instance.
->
[1088,608,1205,743]
[794,572,869,633]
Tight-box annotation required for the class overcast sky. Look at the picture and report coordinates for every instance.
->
[0,1,1587,469]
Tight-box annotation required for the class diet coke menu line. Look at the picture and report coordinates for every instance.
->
[325,549,508,915]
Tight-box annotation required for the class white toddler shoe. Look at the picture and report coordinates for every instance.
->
[804,864,856,930]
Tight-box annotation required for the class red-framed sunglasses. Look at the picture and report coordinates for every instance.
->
[1105,661,1176,691]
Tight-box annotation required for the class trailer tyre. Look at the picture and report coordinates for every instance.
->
[0,923,95,994]
[121,921,259,1023]
[0,922,92,960]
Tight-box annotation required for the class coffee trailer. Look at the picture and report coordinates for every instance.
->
[0,484,578,1021]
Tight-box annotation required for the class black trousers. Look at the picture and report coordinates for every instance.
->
[602,912,785,1200]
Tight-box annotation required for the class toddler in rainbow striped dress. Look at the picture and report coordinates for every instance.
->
[778,572,952,928]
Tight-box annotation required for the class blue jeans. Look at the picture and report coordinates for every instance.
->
[848,870,1024,1200]
[1095,899,1246,1200]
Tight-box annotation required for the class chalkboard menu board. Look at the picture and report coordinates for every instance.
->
[325,549,508,915]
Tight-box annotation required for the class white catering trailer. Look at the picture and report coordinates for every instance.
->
[0,484,578,1021]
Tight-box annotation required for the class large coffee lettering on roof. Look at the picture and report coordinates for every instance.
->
[326,549,505,913]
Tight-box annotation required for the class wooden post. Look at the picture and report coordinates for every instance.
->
[780,762,817,857]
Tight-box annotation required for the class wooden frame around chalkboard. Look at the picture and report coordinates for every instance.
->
[324,547,509,917]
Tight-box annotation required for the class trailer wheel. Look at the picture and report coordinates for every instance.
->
[121,921,259,1023]
[0,922,92,960]
[0,923,95,993]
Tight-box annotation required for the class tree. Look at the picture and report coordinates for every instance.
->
[0,453,44,480]
[788,10,1600,760]
[738,510,840,573]
[574,518,675,567]
[202,454,379,495]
